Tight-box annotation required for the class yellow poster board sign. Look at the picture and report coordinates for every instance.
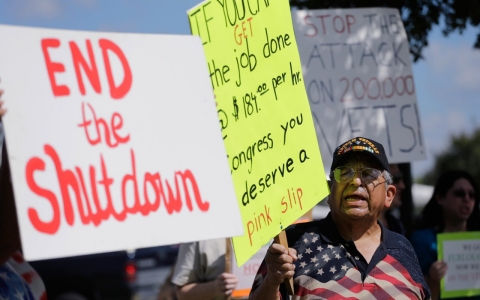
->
[188,0,329,266]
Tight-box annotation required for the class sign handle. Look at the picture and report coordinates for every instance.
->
[225,238,232,300]
[274,231,294,295]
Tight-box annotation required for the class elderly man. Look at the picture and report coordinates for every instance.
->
[249,137,430,299]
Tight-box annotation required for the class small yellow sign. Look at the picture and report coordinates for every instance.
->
[188,0,329,266]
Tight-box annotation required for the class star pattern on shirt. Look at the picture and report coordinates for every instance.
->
[0,272,10,281]
[293,232,355,283]
[13,288,24,300]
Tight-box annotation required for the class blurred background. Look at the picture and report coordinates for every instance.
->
[0,0,479,299]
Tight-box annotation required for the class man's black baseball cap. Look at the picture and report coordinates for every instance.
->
[331,137,390,173]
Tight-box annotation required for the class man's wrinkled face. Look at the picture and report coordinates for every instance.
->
[328,154,395,221]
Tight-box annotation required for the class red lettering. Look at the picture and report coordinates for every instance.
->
[316,15,331,35]
[69,40,101,95]
[99,39,132,99]
[297,188,303,210]
[304,15,318,37]
[176,170,209,212]
[25,157,60,234]
[45,145,77,226]
[143,172,162,215]
[78,102,99,145]
[122,149,141,214]
[281,197,287,213]
[78,102,129,147]
[333,15,345,33]
[41,39,70,97]
[247,220,255,246]
[111,112,130,144]
[98,154,125,221]
[346,14,356,33]
[164,177,184,215]
[75,166,100,225]
[25,146,209,233]
[243,263,259,275]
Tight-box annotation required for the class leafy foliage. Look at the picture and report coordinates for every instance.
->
[289,0,480,62]
[419,128,480,185]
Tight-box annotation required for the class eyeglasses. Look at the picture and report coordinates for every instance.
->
[392,172,403,184]
[333,166,382,185]
[452,189,476,199]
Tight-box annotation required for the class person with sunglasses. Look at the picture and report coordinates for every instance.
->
[249,137,430,300]
[410,170,480,300]
[378,164,407,236]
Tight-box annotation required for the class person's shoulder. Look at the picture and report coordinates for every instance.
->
[285,218,327,245]
[384,229,414,251]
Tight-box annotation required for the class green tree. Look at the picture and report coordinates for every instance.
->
[419,128,480,185]
[289,0,480,62]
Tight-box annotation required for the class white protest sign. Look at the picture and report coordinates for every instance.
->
[292,8,426,170]
[0,25,243,261]
[438,232,480,298]
[231,241,270,299]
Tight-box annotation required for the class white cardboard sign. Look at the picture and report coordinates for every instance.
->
[292,8,426,170]
[0,25,243,261]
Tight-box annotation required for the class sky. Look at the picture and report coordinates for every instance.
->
[0,0,479,179]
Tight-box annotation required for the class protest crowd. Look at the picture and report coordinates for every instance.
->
[1,1,480,300]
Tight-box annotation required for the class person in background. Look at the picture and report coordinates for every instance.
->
[410,170,480,300]
[157,259,177,300]
[172,238,238,300]
[0,90,47,299]
[378,163,406,235]
[249,137,430,299]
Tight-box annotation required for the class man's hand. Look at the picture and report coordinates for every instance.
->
[213,272,238,297]
[429,260,447,282]
[265,243,297,285]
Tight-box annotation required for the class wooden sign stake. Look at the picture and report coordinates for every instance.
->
[225,238,232,300]
[274,230,294,295]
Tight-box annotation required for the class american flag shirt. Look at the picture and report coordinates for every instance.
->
[251,214,431,300]
[0,251,47,300]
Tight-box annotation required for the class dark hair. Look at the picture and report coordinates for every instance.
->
[417,170,480,231]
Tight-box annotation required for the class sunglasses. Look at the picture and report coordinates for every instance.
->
[333,166,382,185]
[452,189,476,199]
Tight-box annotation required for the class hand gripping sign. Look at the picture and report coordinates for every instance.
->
[0,25,243,261]
[187,0,329,272]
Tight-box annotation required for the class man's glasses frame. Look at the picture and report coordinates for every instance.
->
[333,166,383,186]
